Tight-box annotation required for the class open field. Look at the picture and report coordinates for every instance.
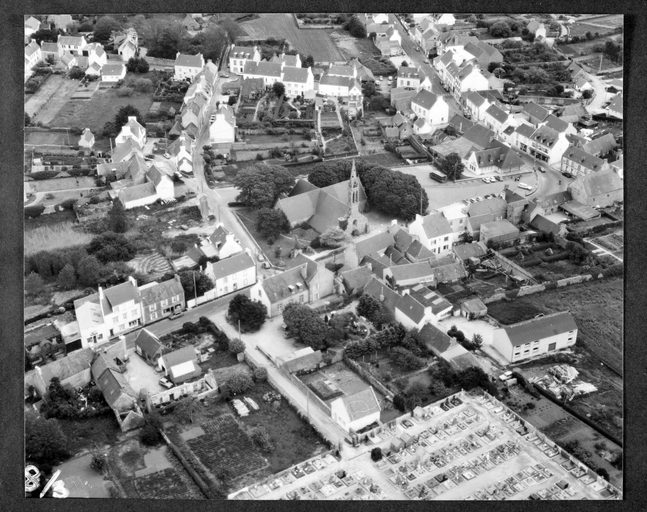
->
[25,74,80,122]
[556,33,623,56]
[240,14,344,62]
[25,222,94,256]
[330,30,380,61]
[25,130,74,146]
[487,278,622,373]
[50,88,154,134]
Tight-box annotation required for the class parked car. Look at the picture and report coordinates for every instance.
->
[495,176,503,182]
[518,182,532,190]
[262,262,271,269]
[537,167,546,173]
[159,377,173,389]
[257,254,265,262]
[163,152,170,159]
[169,312,184,320]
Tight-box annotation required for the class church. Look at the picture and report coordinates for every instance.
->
[276,160,369,235]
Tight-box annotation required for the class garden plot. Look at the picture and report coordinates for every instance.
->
[187,414,268,479]
[135,467,200,499]
[126,251,172,275]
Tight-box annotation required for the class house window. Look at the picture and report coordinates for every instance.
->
[121,314,127,321]
[259,290,262,297]
[548,342,556,351]
[223,276,228,283]
[149,304,156,312]
[161,299,168,307]
[299,294,304,303]
[151,312,158,320]
[172,295,178,303]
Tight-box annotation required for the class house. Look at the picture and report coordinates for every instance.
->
[209,104,236,144]
[606,94,623,120]
[242,60,283,87]
[277,347,323,374]
[182,14,201,31]
[134,329,165,364]
[159,346,202,384]
[567,61,586,82]
[491,311,578,364]
[579,133,617,159]
[452,241,488,264]
[330,387,381,434]
[25,348,95,397]
[411,89,450,127]
[85,62,102,77]
[567,169,623,207]
[427,255,467,284]
[560,146,610,178]
[291,253,335,302]
[48,14,74,32]
[174,52,205,82]
[408,213,454,255]
[204,251,257,298]
[464,41,503,69]
[208,223,243,259]
[377,39,402,57]
[277,162,367,235]
[116,116,146,148]
[229,45,261,74]
[395,284,452,328]
[526,125,570,165]
[482,104,512,135]
[559,103,590,125]
[437,31,480,55]
[318,75,362,98]
[362,277,403,316]
[464,144,524,176]
[282,66,315,97]
[87,43,107,68]
[390,88,418,112]
[504,188,529,226]
[435,203,468,238]
[57,34,87,56]
[25,16,41,37]
[436,14,456,26]
[418,322,452,357]
[101,63,126,82]
[40,41,61,62]
[271,52,301,68]
[340,266,374,296]
[116,28,138,62]
[73,276,142,348]
[466,197,509,238]
[166,131,193,174]
[344,230,394,269]
[462,91,490,122]
[57,52,77,70]
[386,261,437,288]
[479,219,520,246]
[419,24,441,55]
[526,19,547,40]
[522,102,550,126]
[77,128,95,152]
[574,76,593,92]
[138,275,185,325]
[24,41,42,78]
[530,214,568,236]
[447,63,489,101]
[397,66,421,90]
[539,114,576,135]
[250,266,310,318]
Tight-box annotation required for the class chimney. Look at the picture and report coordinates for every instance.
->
[402,288,410,296]
[128,275,138,287]
[288,285,295,294]
[98,286,105,301]
[300,266,308,281]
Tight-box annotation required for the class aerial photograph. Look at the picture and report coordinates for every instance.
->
[23,12,623,500]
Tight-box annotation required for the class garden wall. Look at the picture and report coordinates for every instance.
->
[147,370,218,409]
[343,356,394,401]
[278,366,332,417]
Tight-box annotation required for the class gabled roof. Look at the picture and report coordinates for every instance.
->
[24,323,60,347]
[480,219,520,238]
[504,189,526,204]
[162,346,198,368]
[406,239,434,260]
[537,191,572,208]
[230,45,257,59]
[25,16,41,31]
[341,266,374,292]
[338,387,381,421]
[91,352,119,381]
[485,104,508,124]
[134,329,164,359]
[569,169,622,197]
[530,214,563,235]
[412,89,442,111]
[58,35,85,46]
[464,90,486,108]
[243,60,282,78]
[260,264,309,303]
[279,348,323,374]
[396,293,426,324]
[322,179,366,204]
[319,75,355,88]
[362,277,401,315]
[476,40,501,58]
[500,311,577,347]
[397,67,420,79]
[542,114,570,133]
[101,63,125,77]
[389,261,435,283]
[118,181,157,204]
[96,368,137,408]
[81,128,94,142]
[25,41,41,57]
[419,322,452,355]
[523,101,549,122]
[560,103,589,123]
[208,252,255,279]
[531,125,561,148]
[40,41,59,53]
[468,197,507,217]
[607,95,623,116]
[419,212,453,239]
[310,191,349,233]
[138,276,183,305]
[448,114,476,134]
[580,133,617,156]
[453,241,488,261]
[328,65,354,77]
[354,231,395,260]
[32,348,95,385]
[103,279,140,310]
[561,146,606,171]
[428,257,467,283]
[463,42,485,60]
[408,283,452,315]
[391,227,414,254]
[462,124,495,149]
[209,224,229,246]
[175,53,204,68]
[282,66,309,83]
[288,179,318,197]
[60,53,76,66]
[384,245,406,264]
[515,122,536,139]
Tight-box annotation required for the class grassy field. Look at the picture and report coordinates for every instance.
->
[25,131,72,146]
[487,277,623,372]
[240,14,344,62]
[25,222,94,256]
[568,22,620,38]
[51,88,154,134]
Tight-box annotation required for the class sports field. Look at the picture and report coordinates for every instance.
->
[240,14,344,62]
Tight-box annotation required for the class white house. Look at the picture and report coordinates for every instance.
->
[492,312,578,364]
[462,91,491,122]
[408,212,454,254]
[158,346,201,384]
[116,116,147,148]
[24,41,42,80]
[330,387,381,434]
[318,75,362,98]
[370,13,390,25]
[242,60,283,87]
[87,43,107,68]
[482,104,513,135]
[57,34,88,56]
[394,285,453,329]
[526,125,570,165]
[606,94,622,120]
[147,165,174,201]
[58,52,77,70]
[229,45,261,74]
[48,14,74,32]
[101,63,126,82]
[209,105,236,144]
[73,276,142,347]
[78,128,95,151]
[411,89,450,127]
[436,14,456,26]
[204,252,257,298]
[208,224,243,259]
[174,52,205,82]
[167,131,194,173]
[560,146,610,178]
[448,63,489,101]
[25,16,41,38]
[282,66,315,97]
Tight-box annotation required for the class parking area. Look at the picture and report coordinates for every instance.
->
[122,350,164,395]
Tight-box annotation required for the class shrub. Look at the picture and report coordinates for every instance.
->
[90,453,107,474]
[140,425,161,446]
[228,338,246,354]
[370,447,383,461]
[227,372,254,394]
[116,87,134,97]
[250,427,275,452]
[253,367,268,382]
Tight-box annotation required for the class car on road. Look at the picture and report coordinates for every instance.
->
[257,254,265,262]
[518,182,532,190]
[495,176,503,182]
[536,167,546,173]
[169,312,184,320]
[219,72,229,78]
[159,377,173,389]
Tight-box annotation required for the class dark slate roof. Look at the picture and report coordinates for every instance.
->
[570,169,622,197]
[24,323,60,347]
[261,265,309,303]
[523,101,549,121]
[208,252,255,279]
[406,239,434,261]
[419,212,453,239]
[480,219,520,238]
[103,280,140,311]
[468,197,507,217]
[243,60,282,77]
[35,348,95,385]
[389,262,435,283]
[175,53,204,68]
[485,104,508,124]
[96,368,137,408]
[361,256,389,280]
[561,146,607,172]
[412,89,441,110]
[91,353,119,381]
[530,214,564,235]
[419,322,452,355]
[502,312,577,347]
[462,124,495,149]
[391,227,414,254]
[341,266,374,292]
[452,242,487,261]
[134,329,164,359]
[543,114,570,133]
[139,276,183,306]
[537,191,572,208]
[396,293,426,324]
[531,125,561,148]
[581,133,617,156]
[448,114,475,133]
[363,277,401,315]
[515,123,536,139]
[408,284,452,314]
[162,346,198,368]
[354,231,395,260]
[282,66,309,83]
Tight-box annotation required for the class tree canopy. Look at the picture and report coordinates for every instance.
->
[87,232,136,263]
[344,15,367,38]
[78,255,102,286]
[489,21,512,38]
[438,152,465,182]
[227,294,268,332]
[272,81,286,97]
[108,199,129,233]
[93,16,122,42]
[114,105,144,131]
[233,164,295,209]
[255,207,290,240]
[25,412,70,465]
[178,270,214,298]
[319,227,349,248]
[283,303,328,350]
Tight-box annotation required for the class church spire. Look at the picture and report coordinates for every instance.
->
[348,159,360,207]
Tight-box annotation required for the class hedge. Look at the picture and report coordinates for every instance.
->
[25,205,46,218]
[538,252,570,263]
[518,258,542,267]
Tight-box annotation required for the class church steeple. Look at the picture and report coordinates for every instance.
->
[348,159,360,208]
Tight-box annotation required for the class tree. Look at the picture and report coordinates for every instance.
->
[303,54,315,68]
[227,372,254,394]
[31,29,58,45]
[107,199,129,233]
[78,255,102,286]
[255,207,290,240]
[345,15,367,38]
[25,412,70,465]
[228,294,268,332]
[25,272,45,295]
[90,453,107,474]
[140,424,162,446]
[319,227,349,248]
[468,15,478,23]
[192,24,229,62]
[272,81,285,97]
[25,112,31,126]
[438,152,465,182]
[596,468,610,481]
[254,367,268,382]
[369,93,390,111]
[283,303,328,350]
[357,293,384,323]
[582,89,593,99]
[370,447,383,461]
[69,66,85,80]
[173,397,201,424]
[471,333,484,349]
[362,81,377,98]
[178,270,214,298]
[391,347,425,370]
[401,60,409,67]
[392,393,406,412]
[489,21,512,38]
[228,338,246,354]
[233,164,295,209]
[93,16,121,42]
[88,232,136,263]
[57,264,77,290]
[114,105,144,132]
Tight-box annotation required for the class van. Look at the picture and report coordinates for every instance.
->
[518,182,532,190]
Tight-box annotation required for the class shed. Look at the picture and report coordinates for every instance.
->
[400,432,414,448]
[391,437,405,453]
[277,347,323,374]
[460,297,487,319]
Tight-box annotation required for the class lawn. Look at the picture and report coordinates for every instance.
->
[240,14,344,62]
[25,130,72,146]
[358,151,404,168]
[58,414,122,456]
[330,30,381,61]
[486,277,623,373]
[568,22,619,38]
[51,87,154,134]
[25,221,95,256]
